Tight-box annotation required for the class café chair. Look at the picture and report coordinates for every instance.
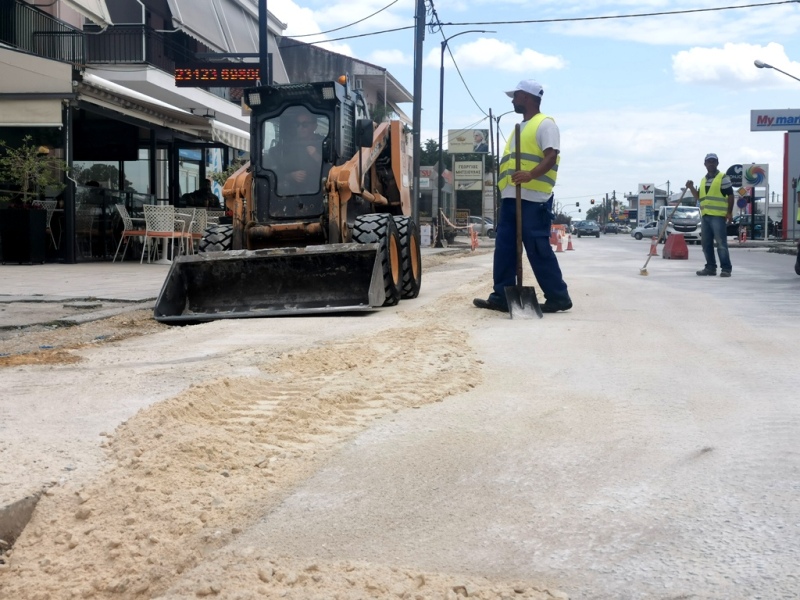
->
[113,204,146,262]
[141,204,185,263]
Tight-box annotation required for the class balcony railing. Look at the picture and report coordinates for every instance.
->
[0,0,83,63]
[84,25,197,73]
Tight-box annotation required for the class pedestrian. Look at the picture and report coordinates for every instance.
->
[685,153,734,277]
[473,80,572,313]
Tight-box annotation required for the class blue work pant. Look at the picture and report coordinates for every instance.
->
[492,197,569,302]
[700,214,732,273]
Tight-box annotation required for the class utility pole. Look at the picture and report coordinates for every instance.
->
[410,0,426,230]
[258,0,269,85]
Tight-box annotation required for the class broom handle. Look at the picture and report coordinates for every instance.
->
[640,186,691,271]
[515,124,523,286]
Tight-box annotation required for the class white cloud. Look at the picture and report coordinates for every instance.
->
[552,105,784,203]
[424,38,567,72]
[368,49,411,66]
[673,43,800,88]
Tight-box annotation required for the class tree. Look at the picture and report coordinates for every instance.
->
[420,139,448,168]
[585,205,603,221]
[0,136,66,203]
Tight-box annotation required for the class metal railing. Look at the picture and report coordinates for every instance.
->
[0,0,83,62]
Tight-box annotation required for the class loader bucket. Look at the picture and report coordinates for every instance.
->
[153,243,385,323]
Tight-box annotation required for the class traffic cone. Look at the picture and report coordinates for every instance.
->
[555,233,564,252]
[566,234,575,250]
[648,237,659,256]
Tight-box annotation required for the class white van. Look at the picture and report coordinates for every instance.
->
[657,205,702,244]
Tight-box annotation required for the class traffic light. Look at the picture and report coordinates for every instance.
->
[590,199,595,204]
[576,202,580,207]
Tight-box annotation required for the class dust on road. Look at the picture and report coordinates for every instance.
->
[0,249,567,599]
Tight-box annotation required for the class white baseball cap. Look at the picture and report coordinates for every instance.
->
[505,80,544,99]
[704,153,719,161]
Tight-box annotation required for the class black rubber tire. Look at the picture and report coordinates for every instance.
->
[393,216,422,299]
[198,224,233,252]
[634,233,643,240]
[595,233,600,238]
[353,214,402,306]
[488,229,496,239]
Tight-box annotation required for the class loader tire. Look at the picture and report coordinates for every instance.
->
[199,224,233,253]
[353,214,402,306]
[393,216,422,299]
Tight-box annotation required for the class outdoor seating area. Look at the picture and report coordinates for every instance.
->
[0,186,221,265]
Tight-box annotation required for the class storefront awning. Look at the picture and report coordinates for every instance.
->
[62,0,113,28]
[167,0,261,54]
[167,0,229,53]
[78,74,250,150]
[0,99,63,127]
[211,120,250,152]
[79,74,209,137]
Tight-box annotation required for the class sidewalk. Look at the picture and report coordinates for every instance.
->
[0,241,481,330]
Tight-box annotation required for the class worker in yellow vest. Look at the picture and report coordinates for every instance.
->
[685,153,734,277]
[473,80,571,313]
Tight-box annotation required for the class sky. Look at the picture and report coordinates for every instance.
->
[267,0,800,214]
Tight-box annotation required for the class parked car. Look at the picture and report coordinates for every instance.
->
[726,214,776,239]
[617,224,631,234]
[603,222,619,234]
[631,221,671,241]
[468,215,495,238]
[576,220,600,238]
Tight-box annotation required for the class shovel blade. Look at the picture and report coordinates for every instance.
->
[504,285,543,319]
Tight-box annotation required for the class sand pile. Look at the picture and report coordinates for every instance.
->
[0,318,561,599]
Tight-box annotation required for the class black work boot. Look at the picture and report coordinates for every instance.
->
[541,297,573,313]
[473,293,509,313]
[696,268,716,276]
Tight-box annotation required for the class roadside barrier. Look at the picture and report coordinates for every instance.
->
[662,233,689,259]
[566,234,575,251]
[555,233,564,252]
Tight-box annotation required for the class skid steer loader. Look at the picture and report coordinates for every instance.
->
[154,78,422,323]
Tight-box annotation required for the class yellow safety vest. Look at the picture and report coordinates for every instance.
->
[699,172,729,217]
[498,113,560,194]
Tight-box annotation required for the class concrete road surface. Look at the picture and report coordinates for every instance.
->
[1,236,798,599]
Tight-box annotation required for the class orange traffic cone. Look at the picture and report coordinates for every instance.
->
[566,234,575,250]
[555,233,564,252]
[648,236,659,256]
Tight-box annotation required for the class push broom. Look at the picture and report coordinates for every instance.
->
[639,187,691,276]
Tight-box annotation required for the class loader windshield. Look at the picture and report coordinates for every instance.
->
[262,107,329,196]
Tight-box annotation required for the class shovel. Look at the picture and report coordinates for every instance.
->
[504,123,543,319]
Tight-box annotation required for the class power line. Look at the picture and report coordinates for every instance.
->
[438,0,798,27]
[282,0,796,46]
[289,0,402,38]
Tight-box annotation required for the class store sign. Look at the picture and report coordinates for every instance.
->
[743,163,769,187]
[454,161,482,180]
[638,183,654,222]
[751,109,800,131]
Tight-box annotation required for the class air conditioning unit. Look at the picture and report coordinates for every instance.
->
[354,79,363,90]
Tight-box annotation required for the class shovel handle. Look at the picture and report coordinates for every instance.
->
[515,124,523,287]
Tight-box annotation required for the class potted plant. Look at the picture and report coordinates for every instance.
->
[0,136,67,264]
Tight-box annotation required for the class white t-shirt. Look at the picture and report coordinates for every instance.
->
[502,116,560,203]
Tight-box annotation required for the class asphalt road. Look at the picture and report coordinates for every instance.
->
[2,235,799,599]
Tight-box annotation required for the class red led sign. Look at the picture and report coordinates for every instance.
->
[174,64,260,87]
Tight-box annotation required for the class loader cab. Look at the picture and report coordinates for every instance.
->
[262,108,330,197]
[243,82,360,222]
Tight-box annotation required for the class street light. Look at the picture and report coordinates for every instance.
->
[754,59,800,83]
[435,29,493,246]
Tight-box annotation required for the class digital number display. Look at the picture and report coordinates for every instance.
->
[174,64,260,87]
